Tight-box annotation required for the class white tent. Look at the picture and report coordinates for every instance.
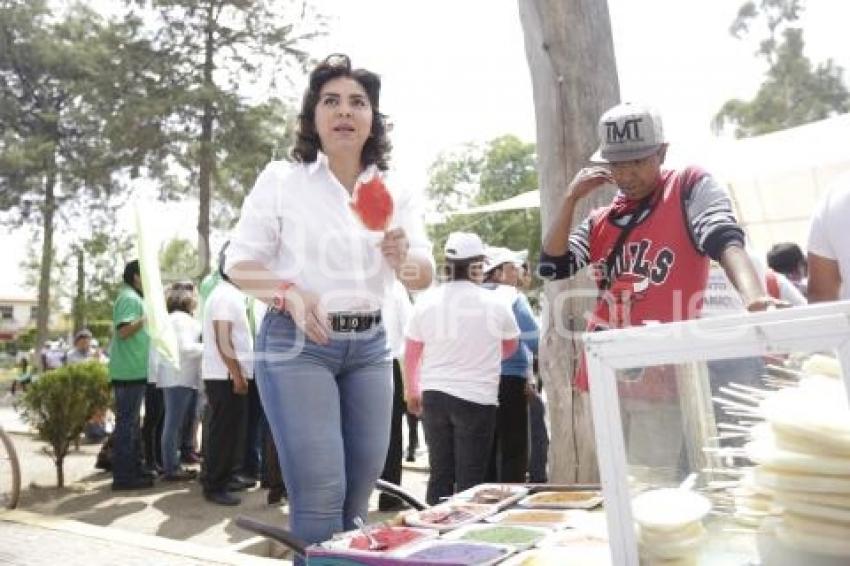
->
[446,114,850,254]
[451,189,540,215]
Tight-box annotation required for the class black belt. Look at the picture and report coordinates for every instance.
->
[329,311,382,333]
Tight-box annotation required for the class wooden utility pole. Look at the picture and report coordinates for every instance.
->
[518,0,620,483]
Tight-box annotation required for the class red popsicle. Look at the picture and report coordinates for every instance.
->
[350,175,394,231]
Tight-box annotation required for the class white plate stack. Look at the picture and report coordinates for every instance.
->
[632,488,711,565]
[749,375,850,563]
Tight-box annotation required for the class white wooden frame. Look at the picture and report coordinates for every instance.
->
[583,301,850,566]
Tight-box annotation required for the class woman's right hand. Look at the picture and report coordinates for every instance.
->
[283,286,331,345]
[565,166,614,203]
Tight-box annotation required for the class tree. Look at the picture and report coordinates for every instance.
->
[518,0,620,483]
[427,135,541,268]
[0,1,158,357]
[17,361,111,488]
[714,0,850,137]
[160,237,200,283]
[126,0,322,275]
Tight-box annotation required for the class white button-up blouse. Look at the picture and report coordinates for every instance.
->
[225,153,433,313]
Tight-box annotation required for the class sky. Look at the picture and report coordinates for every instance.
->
[2,0,849,296]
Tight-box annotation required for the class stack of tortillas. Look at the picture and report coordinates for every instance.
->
[748,374,850,559]
[632,488,711,564]
[730,469,779,527]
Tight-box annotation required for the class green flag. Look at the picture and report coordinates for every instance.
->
[134,202,180,370]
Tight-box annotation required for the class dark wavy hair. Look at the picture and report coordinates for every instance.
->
[442,257,486,282]
[291,54,392,171]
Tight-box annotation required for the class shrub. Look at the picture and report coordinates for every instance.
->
[17,361,111,488]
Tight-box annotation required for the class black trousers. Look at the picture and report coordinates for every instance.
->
[240,379,263,477]
[406,412,420,453]
[379,359,405,507]
[487,376,529,483]
[142,383,164,469]
[263,418,286,493]
[527,388,549,483]
[422,390,496,505]
[202,379,246,493]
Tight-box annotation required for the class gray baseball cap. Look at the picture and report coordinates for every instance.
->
[590,102,665,163]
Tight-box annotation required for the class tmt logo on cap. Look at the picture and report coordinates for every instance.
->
[591,102,665,164]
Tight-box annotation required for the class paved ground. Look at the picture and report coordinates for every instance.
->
[0,389,431,564]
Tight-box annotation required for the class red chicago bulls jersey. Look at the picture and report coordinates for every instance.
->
[575,167,710,395]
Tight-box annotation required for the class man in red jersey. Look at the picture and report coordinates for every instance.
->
[539,102,783,479]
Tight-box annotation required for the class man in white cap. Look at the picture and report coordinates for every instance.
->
[539,102,783,475]
[482,246,539,483]
[403,232,520,504]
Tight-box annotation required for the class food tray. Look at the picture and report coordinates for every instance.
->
[517,490,603,509]
[403,502,498,532]
[500,545,612,565]
[317,525,436,556]
[393,540,513,565]
[452,483,529,509]
[441,523,551,550]
[538,526,609,548]
[484,508,587,529]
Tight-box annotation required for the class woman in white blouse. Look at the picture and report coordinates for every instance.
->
[224,54,433,553]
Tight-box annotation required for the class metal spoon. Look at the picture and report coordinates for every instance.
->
[353,516,387,551]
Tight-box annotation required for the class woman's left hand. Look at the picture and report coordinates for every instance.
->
[380,227,410,269]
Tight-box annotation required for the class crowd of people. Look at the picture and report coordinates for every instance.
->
[11,52,849,562]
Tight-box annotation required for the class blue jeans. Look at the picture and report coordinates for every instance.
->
[161,386,196,475]
[112,382,146,484]
[255,312,392,558]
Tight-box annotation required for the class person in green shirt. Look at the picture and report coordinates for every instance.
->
[109,259,154,490]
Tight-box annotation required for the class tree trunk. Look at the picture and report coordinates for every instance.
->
[55,451,65,488]
[196,3,216,278]
[518,0,620,483]
[73,248,85,333]
[36,165,57,369]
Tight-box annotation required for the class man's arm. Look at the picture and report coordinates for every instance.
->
[542,167,612,256]
[719,245,785,311]
[117,318,145,340]
[212,319,248,394]
[539,167,612,281]
[807,252,841,303]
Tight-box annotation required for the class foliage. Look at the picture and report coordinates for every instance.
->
[87,320,113,350]
[159,237,200,283]
[123,0,322,273]
[714,0,850,137]
[426,135,541,277]
[16,361,111,488]
[0,0,164,352]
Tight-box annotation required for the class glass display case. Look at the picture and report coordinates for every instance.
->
[584,301,850,566]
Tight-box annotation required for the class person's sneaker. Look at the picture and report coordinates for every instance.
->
[204,490,240,506]
[267,486,286,505]
[140,467,160,480]
[226,476,257,491]
[180,452,202,465]
[112,477,155,491]
[163,468,198,481]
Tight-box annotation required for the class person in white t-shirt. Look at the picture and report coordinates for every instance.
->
[201,278,253,506]
[404,232,520,504]
[223,54,434,553]
[808,177,850,302]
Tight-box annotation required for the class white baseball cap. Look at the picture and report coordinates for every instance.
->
[590,102,665,163]
[484,246,528,273]
[444,232,486,260]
